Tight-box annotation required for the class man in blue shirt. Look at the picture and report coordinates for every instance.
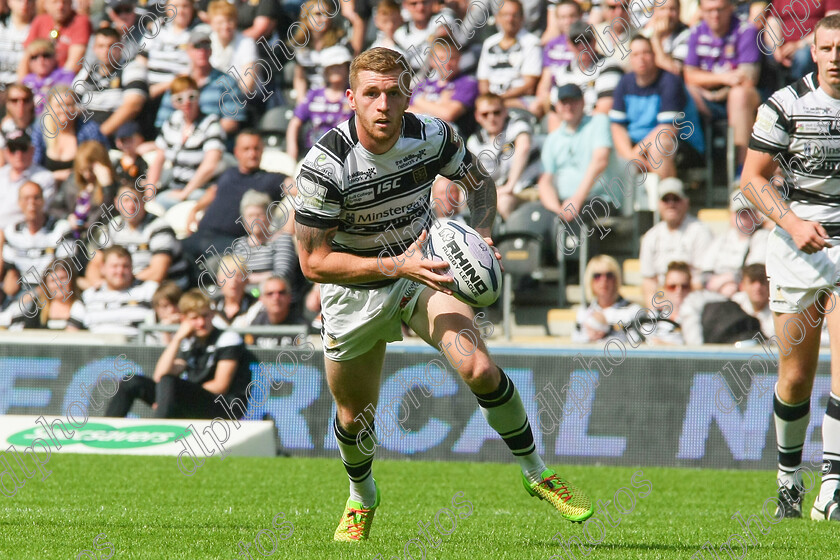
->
[610,34,704,180]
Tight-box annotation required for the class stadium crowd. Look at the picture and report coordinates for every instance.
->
[0,0,825,345]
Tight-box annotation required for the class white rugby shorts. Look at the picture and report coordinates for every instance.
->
[320,278,426,361]
[766,226,840,314]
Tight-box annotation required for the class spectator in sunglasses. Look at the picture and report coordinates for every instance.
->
[20,40,74,115]
[0,130,55,229]
[22,0,91,72]
[233,275,305,348]
[572,255,642,343]
[0,83,36,167]
[147,74,225,210]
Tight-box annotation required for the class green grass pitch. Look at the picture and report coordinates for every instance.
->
[0,454,833,559]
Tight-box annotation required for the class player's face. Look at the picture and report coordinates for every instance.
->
[348,70,409,154]
[102,255,133,290]
[814,27,840,94]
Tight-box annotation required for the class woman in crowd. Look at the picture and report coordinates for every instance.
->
[212,254,256,324]
[146,75,225,210]
[32,85,107,184]
[49,140,117,237]
[572,255,642,343]
[10,256,85,330]
[20,40,74,115]
[291,0,349,103]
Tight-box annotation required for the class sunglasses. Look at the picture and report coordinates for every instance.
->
[31,52,54,60]
[665,283,690,291]
[661,194,683,203]
[479,109,502,117]
[191,40,212,50]
[7,144,28,153]
[173,92,199,104]
[593,271,615,280]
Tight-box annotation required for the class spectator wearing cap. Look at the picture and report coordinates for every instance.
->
[20,39,75,115]
[0,83,36,167]
[292,0,352,103]
[538,21,623,131]
[731,263,773,338]
[286,45,354,162]
[74,27,148,137]
[207,0,258,93]
[409,36,479,138]
[0,0,35,90]
[147,74,226,210]
[684,0,761,171]
[476,0,542,109]
[639,178,713,304]
[0,130,55,229]
[139,0,206,100]
[610,34,704,181]
[533,83,619,224]
[155,28,246,135]
[700,189,769,297]
[112,121,148,187]
[22,0,91,72]
[97,0,148,60]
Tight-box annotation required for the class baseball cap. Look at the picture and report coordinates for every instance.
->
[554,83,583,101]
[321,46,354,68]
[5,130,31,150]
[658,177,686,200]
[187,28,212,47]
[730,189,756,212]
[106,0,135,9]
[115,121,141,140]
[568,21,591,43]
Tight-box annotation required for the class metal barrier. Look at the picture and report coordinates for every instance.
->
[136,324,309,345]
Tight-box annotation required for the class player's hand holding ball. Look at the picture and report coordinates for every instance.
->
[787,217,832,254]
[396,229,456,296]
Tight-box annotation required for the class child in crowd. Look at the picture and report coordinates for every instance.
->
[370,0,405,55]
[147,281,183,345]
[285,46,354,161]
[112,122,148,189]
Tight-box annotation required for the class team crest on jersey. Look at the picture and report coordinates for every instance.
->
[413,166,428,183]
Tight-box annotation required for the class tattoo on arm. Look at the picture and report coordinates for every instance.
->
[296,224,333,253]
[467,167,497,231]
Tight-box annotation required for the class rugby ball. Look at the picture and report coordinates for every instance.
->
[425,219,502,307]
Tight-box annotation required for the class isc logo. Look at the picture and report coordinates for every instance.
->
[376,178,402,194]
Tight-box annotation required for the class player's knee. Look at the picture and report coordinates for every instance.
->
[461,357,497,387]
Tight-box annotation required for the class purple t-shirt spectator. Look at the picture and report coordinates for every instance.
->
[543,35,575,77]
[23,69,76,116]
[685,16,761,73]
[293,88,353,151]
[412,74,479,108]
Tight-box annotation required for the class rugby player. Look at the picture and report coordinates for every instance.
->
[293,47,594,541]
[741,14,840,521]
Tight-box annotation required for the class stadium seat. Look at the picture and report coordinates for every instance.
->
[495,232,542,340]
[164,201,199,239]
[546,308,577,337]
[260,147,297,177]
[622,258,642,286]
[697,208,730,237]
[258,107,295,150]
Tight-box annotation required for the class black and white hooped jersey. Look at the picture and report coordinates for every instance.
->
[294,113,475,287]
[749,73,840,226]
